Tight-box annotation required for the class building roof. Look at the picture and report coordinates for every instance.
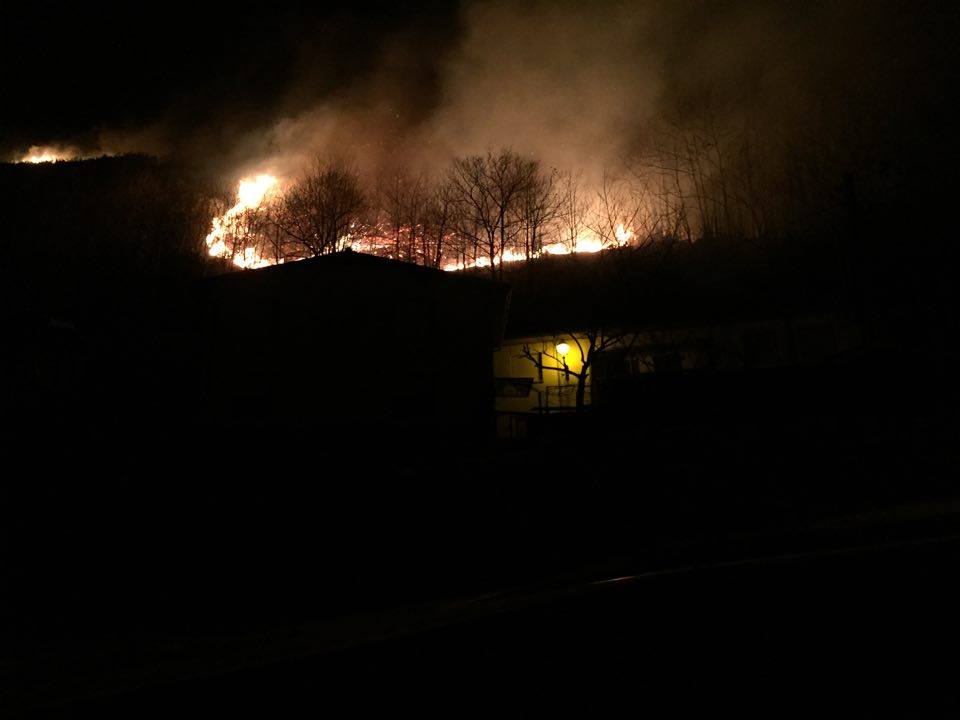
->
[203,249,511,346]
[205,249,507,293]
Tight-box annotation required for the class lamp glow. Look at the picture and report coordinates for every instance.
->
[556,342,570,357]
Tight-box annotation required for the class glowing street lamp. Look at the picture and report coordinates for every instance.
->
[555,341,571,380]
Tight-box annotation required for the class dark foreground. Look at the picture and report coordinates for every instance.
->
[5,366,960,715]
[17,526,960,716]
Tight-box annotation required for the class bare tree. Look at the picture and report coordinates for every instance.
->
[557,169,591,252]
[517,166,561,260]
[589,170,645,248]
[377,169,429,263]
[521,328,639,413]
[448,149,537,278]
[421,180,458,268]
[630,104,794,245]
[259,200,294,264]
[629,132,696,244]
[275,157,366,257]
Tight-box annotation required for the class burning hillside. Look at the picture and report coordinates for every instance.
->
[6,2,951,288]
[17,146,81,164]
[205,174,279,269]
[203,153,642,276]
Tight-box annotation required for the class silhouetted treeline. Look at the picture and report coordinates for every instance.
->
[0,155,226,449]
[0,155,216,320]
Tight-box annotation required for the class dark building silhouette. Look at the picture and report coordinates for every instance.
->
[202,250,509,438]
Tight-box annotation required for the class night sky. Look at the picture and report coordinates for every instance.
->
[3,1,958,180]
[1,1,459,154]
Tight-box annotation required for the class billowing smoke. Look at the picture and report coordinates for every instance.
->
[412,1,661,182]
[9,1,954,219]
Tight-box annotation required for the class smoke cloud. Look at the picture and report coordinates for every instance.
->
[10,1,955,193]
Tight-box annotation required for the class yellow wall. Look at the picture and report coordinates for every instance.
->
[493,334,590,413]
[493,312,863,415]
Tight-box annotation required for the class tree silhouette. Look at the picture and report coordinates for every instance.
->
[275,157,366,257]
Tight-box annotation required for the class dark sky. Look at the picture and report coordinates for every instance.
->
[2,0,957,181]
[1,1,460,153]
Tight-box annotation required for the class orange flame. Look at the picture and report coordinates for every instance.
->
[205,174,636,273]
[205,174,278,268]
[19,145,76,164]
[443,227,634,271]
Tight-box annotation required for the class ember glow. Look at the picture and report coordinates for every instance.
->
[206,171,636,273]
[19,145,76,164]
[615,224,634,244]
[205,174,279,268]
[441,231,627,271]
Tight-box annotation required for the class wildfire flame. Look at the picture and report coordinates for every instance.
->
[206,172,636,273]
[441,226,633,271]
[205,174,278,268]
[615,223,634,244]
[19,145,76,164]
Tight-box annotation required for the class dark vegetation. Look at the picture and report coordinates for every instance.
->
[1,156,217,433]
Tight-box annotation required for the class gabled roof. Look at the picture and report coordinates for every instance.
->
[203,249,511,346]
[205,249,508,293]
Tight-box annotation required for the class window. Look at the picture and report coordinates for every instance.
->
[494,377,535,398]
